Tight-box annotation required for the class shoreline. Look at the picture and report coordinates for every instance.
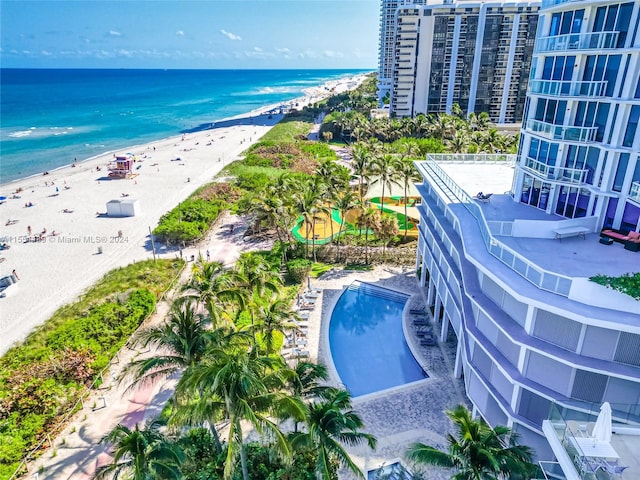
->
[1,71,371,187]
[0,73,367,355]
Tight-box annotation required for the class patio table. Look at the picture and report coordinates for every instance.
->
[572,436,620,459]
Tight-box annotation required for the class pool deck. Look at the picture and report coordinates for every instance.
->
[298,266,468,480]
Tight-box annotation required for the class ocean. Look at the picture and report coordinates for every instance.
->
[0,68,368,184]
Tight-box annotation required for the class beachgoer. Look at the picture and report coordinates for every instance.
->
[117,230,123,238]
[206,250,210,261]
[179,249,183,259]
[27,225,32,235]
[12,269,19,280]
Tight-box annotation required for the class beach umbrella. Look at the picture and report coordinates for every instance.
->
[591,401,612,443]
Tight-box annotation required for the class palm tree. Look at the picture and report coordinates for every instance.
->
[334,190,357,263]
[177,348,306,480]
[394,149,421,241]
[356,207,380,264]
[479,128,504,154]
[182,259,243,326]
[93,421,184,480]
[234,253,282,342]
[289,389,376,480]
[405,405,537,480]
[448,131,469,154]
[254,295,300,355]
[370,152,400,215]
[375,214,399,258]
[351,143,373,201]
[121,300,214,389]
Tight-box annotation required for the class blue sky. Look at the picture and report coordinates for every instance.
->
[1,0,380,69]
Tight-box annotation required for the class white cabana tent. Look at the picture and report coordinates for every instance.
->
[106,199,140,217]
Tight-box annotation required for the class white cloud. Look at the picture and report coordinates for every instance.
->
[220,29,241,41]
[176,30,184,36]
[40,50,53,56]
[109,30,121,37]
[323,50,344,58]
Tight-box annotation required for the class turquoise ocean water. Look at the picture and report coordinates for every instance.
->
[0,68,368,184]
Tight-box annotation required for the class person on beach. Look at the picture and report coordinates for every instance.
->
[206,250,210,261]
[12,269,19,280]
[27,225,32,236]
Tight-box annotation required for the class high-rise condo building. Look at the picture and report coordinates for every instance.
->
[378,0,427,106]
[386,0,540,123]
[413,0,640,468]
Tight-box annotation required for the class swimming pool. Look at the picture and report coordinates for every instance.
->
[329,281,427,397]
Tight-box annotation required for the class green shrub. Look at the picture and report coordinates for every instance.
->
[154,198,224,244]
[590,272,640,300]
[0,261,178,476]
[286,259,312,283]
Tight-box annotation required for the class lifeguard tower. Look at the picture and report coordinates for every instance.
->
[108,155,133,178]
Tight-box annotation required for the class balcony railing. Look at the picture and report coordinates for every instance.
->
[546,402,638,480]
[522,157,590,185]
[630,181,640,204]
[420,155,573,297]
[535,31,619,53]
[541,0,583,8]
[529,79,607,98]
[527,119,598,143]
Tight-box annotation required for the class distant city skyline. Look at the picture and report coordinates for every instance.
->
[0,0,380,69]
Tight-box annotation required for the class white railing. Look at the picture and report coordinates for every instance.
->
[521,157,589,185]
[541,0,583,7]
[535,31,619,53]
[420,156,573,297]
[427,153,516,165]
[528,79,607,98]
[527,119,598,143]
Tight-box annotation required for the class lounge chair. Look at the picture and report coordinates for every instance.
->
[420,336,437,346]
[292,348,310,358]
[599,460,629,477]
[475,192,493,203]
[416,327,434,337]
[413,318,430,326]
[410,308,426,315]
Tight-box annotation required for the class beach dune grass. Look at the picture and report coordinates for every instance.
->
[0,259,184,478]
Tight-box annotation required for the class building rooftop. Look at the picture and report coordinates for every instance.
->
[435,162,639,281]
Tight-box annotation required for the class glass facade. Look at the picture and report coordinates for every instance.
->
[517,0,640,231]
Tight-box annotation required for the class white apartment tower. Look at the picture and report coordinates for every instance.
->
[378,0,427,106]
[390,1,540,123]
[413,0,640,467]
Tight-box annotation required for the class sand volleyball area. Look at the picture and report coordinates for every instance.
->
[0,74,366,354]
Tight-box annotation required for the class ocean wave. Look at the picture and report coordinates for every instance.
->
[4,126,83,140]
[250,86,301,95]
[8,128,35,138]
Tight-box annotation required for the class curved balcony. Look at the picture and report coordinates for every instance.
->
[529,79,607,98]
[527,119,598,143]
[535,31,619,53]
[521,157,590,185]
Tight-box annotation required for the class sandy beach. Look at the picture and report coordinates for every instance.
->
[0,74,367,355]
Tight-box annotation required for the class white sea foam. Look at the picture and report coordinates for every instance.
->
[253,86,300,95]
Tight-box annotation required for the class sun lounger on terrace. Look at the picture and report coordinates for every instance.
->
[292,348,310,358]
[413,318,430,326]
[416,328,434,337]
[410,308,426,315]
[420,336,437,346]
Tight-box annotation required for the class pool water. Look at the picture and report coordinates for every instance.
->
[329,281,427,397]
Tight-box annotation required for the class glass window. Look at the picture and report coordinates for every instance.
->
[542,57,553,80]
[613,153,630,192]
[623,105,640,147]
[635,77,640,99]
[604,55,621,96]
